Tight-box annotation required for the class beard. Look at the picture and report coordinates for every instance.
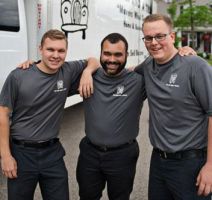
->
[100,58,127,76]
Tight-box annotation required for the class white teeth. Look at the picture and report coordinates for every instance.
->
[152,48,160,51]
[50,60,59,64]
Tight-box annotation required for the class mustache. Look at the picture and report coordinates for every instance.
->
[104,61,121,65]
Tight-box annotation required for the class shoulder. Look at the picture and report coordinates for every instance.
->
[178,55,211,71]
[61,60,87,76]
[63,60,87,68]
[126,69,142,78]
[135,56,153,74]
[123,70,143,86]
[92,67,103,78]
[179,55,207,66]
[8,65,35,80]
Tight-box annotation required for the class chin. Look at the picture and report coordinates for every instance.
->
[50,64,61,69]
[151,52,163,59]
[107,68,116,73]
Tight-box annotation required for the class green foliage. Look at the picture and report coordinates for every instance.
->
[175,5,212,28]
[174,35,181,48]
[167,0,177,19]
[168,0,212,29]
[208,59,212,65]
[167,0,212,48]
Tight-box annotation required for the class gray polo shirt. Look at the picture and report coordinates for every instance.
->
[0,61,86,141]
[135,54,212,152]
[84,68,145,147]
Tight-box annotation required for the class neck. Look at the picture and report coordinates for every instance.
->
[156,48,178,64]
[37,62,58,74]
[103,69,124,77]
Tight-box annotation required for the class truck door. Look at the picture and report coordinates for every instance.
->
[0,0,27,91]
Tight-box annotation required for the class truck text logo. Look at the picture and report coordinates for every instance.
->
[61,0,89,39]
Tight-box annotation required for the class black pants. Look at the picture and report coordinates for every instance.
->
[76,137,139,200]
[149,149,211,200]
[8,141,69,200]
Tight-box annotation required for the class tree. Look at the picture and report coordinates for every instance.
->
[168,0,212,48]
[167,0,180,47]
[167,0,177,20]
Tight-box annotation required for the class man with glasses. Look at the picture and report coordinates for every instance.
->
[135,14,212,200]
[142,33,172,43]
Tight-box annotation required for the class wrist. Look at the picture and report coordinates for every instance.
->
[0,148,12,159]
[83,68,93,75]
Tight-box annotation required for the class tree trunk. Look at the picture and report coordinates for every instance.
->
[189,0,195,48]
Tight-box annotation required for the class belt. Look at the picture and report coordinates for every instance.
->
[12,138,59,148]
[153,148,207,160]
[87,138,136,152]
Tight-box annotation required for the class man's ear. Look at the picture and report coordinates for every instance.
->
[171,32,176,44]
[39,45,42,53]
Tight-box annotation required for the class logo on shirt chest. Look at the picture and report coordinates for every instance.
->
[54,80,67,92]
[166,73,180,88]
[113,85,127,97]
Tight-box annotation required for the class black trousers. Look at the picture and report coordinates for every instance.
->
[149,149,211,200]
[8,141,69,200]
[76,137,139,200]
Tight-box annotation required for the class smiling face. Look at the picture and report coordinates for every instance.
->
[142,19,178,64]
[100,40,127,76]
[38,37,67,74]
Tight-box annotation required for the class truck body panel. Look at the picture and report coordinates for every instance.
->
[0,0,153,107]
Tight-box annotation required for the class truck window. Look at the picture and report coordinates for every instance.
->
[0,0,20,32]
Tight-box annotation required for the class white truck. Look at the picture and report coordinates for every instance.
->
[0,0,153,107]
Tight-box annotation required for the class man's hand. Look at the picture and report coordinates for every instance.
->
[17,60,34,69]
[196,162,212,196]
[127,66,135,71]
[1,155,17,179]
[178,46,197,56]
[78,68,94,98]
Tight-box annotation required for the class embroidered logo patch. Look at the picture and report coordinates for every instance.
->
[166,73,180,88]
[113,85,127,96]
[54,80,67,92]
[57,80,64,90]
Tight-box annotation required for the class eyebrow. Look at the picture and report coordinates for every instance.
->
[103,51,123,56]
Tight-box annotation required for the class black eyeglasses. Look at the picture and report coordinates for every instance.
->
[142,33,171,43]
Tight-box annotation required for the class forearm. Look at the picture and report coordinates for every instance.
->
[0,107,11,158]
[78,57,99,98]
[85,57,100,74]
[195,116,212,196]
[206,116,212,164]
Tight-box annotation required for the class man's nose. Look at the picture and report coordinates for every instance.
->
[109,55,116,62]
[151,37,158,44]
[52,51,59,57]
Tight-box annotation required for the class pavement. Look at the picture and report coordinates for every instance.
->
[0,101,152,200]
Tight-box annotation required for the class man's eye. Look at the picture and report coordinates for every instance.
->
[145,37,153,41]
[114,53,123,57]
[156,35,165,40]
[103,52,111,56]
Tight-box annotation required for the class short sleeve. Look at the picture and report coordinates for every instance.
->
[0,71,18,110]
[191,58,212,115]
[64,60,87,95]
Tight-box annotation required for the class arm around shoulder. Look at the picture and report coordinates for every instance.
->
[79,57,100,98]
[85,57,100,74]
